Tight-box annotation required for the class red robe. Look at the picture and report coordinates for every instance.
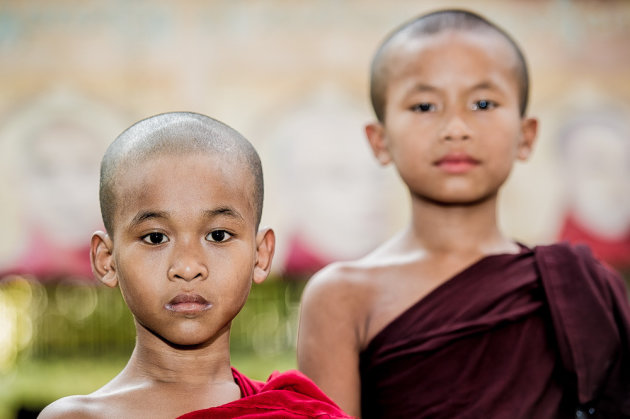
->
[359,243,630,418]
[177,368,353,418]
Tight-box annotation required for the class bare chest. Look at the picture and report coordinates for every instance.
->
[360,255,480,349]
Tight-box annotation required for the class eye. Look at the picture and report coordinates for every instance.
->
[471,100,496,111]
[410,103,436,113]
[142,232,169,245]
[206,230,233,243]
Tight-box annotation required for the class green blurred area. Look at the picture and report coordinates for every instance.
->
[0,276,305,419]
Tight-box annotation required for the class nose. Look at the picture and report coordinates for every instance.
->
[168,240,209,282]
[440,113,472,142]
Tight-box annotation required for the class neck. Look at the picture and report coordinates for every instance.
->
[123,324,234,387]
[405,193,517,256]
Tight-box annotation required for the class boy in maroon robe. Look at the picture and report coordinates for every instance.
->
[297,9,630,418]
[39,112,351,419]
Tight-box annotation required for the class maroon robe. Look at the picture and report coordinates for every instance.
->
[359,244,630,418]
[558,212,630,272]
[178,368,353,418]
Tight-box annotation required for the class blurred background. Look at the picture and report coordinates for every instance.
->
[0,0,629,417]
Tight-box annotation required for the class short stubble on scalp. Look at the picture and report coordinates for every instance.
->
[370,9,530,122]
[99,112,264,235]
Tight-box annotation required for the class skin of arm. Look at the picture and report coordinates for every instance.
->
[297,264,367,417]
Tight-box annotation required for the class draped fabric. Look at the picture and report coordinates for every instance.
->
[535,244,630,417]
[178,368,353,418]
[359,244,630,418]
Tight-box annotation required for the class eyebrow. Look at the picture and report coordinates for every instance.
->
[469,81,498,91]
[128,210,169,229]
[127,206,246,230]
[411,81,498,93]
[411,83,438,93]
[202,206,245,222]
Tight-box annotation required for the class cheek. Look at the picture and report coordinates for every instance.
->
[484,121,522,156]
[211,245,257,295]
[490,142,519,169]
[386,124,430,158]
[115,252,161,307]
[391,143,431,178]
[117,270,152,311]
[211,271,253,326]
[215,256,255,291]
[227,277,252,311]
[497,113,524,144]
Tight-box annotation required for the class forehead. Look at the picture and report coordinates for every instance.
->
[385,30,520,89]
[113,152,257,229]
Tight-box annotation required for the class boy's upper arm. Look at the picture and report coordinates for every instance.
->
[297,266,365,417]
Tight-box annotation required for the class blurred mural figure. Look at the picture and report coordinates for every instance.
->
[0,89,125,281]
[555,107,630,277]
[265,87,395,277]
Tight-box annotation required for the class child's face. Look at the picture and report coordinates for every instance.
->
[368,30,536,205]
[102,152,263,346]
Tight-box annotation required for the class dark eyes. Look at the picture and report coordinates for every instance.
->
[410,100,497,113]
[142,232,168,245]
[410,103,436,112]
[141,230,233,245]
[206,230,232,242]
[471,100,497,111]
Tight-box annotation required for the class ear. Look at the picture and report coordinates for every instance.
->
[90,231,118,288]
[253,227,276,285]
[516,117,538,161]
[365,122,392,166]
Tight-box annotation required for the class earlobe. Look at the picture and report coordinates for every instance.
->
[90,231,118,288]
[365,122,392,166]
[517,117,538,161]
[253,227,276,285]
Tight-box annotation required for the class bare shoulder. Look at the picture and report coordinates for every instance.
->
[304,235,404,295]
[303,259,374,299]
[38,375,130,419]
[299,249,395,351]
[38,394,104,419]
[301,260,378,320]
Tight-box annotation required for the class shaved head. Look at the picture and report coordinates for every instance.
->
[100,112,264,234]
[370,9,530,122]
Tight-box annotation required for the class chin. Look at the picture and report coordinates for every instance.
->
[424,191,496,207]
[163,332,216,349]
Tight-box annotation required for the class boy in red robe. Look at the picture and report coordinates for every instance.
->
[297,9,630,418]
[39,112,351,418]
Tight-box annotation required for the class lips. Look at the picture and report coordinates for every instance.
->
[165,293,211,314]
[434,153,480,174]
